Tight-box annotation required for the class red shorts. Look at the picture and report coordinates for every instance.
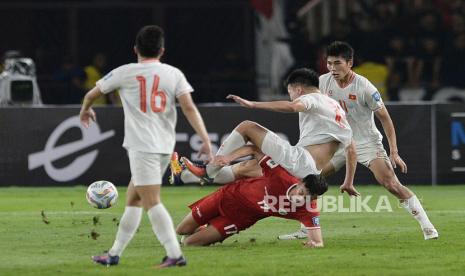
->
[189,189,257,239]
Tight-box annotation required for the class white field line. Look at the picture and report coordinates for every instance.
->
[0,211,119,216]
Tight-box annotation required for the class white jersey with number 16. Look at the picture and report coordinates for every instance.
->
[96,59,193,154]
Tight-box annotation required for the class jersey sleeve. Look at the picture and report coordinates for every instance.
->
[174,69,194,97]
[364,80,384,111]
[296,95,315,111]
[96,65,125,94]
[293,200,321,229]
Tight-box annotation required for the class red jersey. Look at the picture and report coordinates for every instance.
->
[218,156,320,229]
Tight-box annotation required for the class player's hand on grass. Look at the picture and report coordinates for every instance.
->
[80,108,96,128]
[227,94,255,108]
[302,240,324,248]
[390,152,407,174]
[340,182,360,196]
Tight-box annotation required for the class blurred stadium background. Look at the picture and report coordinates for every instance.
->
[0,0,464,275]
[0,0,463,186]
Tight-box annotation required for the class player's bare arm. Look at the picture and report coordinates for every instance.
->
[374,106,408,173]
[340,140,360,196]
[227,94,306,113]
[303,228,324,248]
[80,86,103,128]
[178,93,213,161]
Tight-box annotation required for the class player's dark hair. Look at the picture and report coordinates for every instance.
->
[284,68,319,88]
[302,174,328,196]
[326,41,354,61]
[135,25,164,58]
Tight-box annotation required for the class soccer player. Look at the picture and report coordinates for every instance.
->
[79,25,213,268]
[176,145,327,247]
[183,68,359,197]
[278,41,438,240]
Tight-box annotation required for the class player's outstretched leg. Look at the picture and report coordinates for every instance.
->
[369,159,438,240]
[181,157,238,185]
[92,182,142,266]
[185,120,268,180]
[136,185,186,267]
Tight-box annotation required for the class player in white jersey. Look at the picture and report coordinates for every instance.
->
[279,41,438,240]
[182,68,359,196]
[79,25,213,268]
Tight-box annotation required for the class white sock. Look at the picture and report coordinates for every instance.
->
[300,223,308,233]
[108,206,143,257]
[213,166,235,184]
[400,195,434,229]
[207,130,246,177]
[180,170,201,183]
[147,203,182,259]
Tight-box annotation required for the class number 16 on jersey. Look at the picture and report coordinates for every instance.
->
[136,75,167,113]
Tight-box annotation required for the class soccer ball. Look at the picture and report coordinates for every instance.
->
[86,181,118,209]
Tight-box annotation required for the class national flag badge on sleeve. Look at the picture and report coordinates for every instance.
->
[349,94,357,100]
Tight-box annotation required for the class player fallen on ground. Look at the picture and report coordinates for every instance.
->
[176,145,327,247]
[182,68,360,198]
[80,25,213,268]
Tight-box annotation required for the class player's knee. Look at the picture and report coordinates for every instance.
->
[236,120,256,134]
[126,198,141,207]
[139,195,161,210]
[382,178,401,193]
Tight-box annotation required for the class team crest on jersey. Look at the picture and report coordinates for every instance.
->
[372,91,381,102]
[312,216,320,226]
[349,94,357,100]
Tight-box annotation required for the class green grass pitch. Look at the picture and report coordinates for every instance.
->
[0,185,464,275]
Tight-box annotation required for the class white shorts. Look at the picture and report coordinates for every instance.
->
[330,141,389,171]
[261,132,320,179]
[127,150,170,186]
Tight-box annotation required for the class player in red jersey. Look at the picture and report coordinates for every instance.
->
[176,145,327,248]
